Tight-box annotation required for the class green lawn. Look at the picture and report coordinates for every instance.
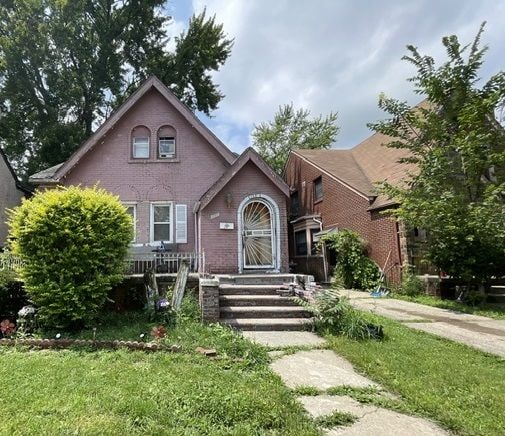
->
[391,293,505,320]
[0,300,319,435]
[326,314,505,436]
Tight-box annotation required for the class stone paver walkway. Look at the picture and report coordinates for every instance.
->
[242,331,326,348]
[300,395,447,436]
[252,331,448,435]
[345,289,505,357]
[271,350,378,390]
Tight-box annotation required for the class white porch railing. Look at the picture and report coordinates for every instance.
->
[0,252,23,271]
[0,251,205,276]
[125,251,205,275]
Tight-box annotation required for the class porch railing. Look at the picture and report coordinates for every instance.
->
[0,251,205,275]
[124,251,205,275]
[0,252,23,271]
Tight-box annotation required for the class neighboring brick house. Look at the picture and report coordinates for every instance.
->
[29,76,289,274]
[284,132,426,283]
[0,148,30,248]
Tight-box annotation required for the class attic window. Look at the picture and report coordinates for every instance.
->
[132,126,150,159]
[158,126,177,159]
[159,137,175,158]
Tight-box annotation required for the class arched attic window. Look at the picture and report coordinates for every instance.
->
[158,125,176,158]
[132,126,150,159]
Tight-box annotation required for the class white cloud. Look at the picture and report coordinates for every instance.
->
[187,0,505,150]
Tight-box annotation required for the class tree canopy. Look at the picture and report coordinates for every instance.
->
[369,23,505,284]
[0,1,233,178]
[252,103,339,174]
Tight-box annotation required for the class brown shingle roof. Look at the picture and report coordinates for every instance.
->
[294,130,416,210]
[294,149,373,197]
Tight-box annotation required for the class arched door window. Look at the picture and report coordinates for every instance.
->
[242,200,274,268]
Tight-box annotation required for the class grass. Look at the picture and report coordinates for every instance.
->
[391,293,505,320]
[313,410,357,429]
[0,297,319,435]
[325,313,505,436]
[293,386,322,396]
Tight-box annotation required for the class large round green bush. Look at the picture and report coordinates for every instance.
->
[8,186,133,329]
[320,229,380,291]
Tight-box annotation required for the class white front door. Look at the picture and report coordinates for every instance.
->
[242,200,275,269]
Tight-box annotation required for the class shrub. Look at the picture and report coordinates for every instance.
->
[7,186,133,329]
[0,269,28,320]
[320,230,380,290]
[398,267,424,297]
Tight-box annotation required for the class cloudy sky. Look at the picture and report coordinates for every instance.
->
[167,0,505,152]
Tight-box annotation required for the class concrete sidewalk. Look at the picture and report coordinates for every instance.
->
[344,289,505,357]
[250,332,448,435]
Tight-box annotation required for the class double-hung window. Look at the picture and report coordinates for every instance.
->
[133,137,149,159]
[314,177,323,202]
[295,230,308,256]
[151,203,172,243]
[124,204,137,242]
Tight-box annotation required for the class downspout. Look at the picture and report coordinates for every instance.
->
[312,217,328,282]
[193,201,201,273]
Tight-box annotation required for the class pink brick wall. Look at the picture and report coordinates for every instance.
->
[201,161,289,274]
[285,154,402,282]
[62,88,229,251]
[57,88,289,273]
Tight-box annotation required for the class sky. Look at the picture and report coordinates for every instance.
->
[167,0,505,153]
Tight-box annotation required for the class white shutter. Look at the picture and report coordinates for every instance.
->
[175,204,187,243]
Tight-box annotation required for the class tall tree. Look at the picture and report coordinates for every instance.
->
[369,23,505,286]
[252,104,339,174]
[0,1,233,178]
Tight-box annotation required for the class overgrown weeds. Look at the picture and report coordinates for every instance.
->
[295,289,384,340]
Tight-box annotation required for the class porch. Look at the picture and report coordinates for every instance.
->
[125,251,205,276]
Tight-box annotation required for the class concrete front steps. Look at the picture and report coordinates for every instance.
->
[217,274,314,331]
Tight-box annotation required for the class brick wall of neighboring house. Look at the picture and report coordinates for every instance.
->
[285,153,402,283]
[61,88,229,252]
[200,161,289,274]
[0,154,25,247]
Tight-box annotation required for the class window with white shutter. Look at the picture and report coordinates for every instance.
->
[150,202,172,243]
[175,204,187,243]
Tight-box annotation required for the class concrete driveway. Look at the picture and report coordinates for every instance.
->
[344,289,505,358]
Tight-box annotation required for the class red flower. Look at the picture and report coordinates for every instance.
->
[150,325,167,340]
[0,319,16,337]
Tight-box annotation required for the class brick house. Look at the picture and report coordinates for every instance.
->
[284,132,426,283]
[0,148,29,248]
[29,76,289,274]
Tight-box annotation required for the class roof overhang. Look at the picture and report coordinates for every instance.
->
[199,147,290,210]
[31,76,237,184]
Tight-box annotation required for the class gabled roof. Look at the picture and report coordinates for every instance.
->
[292,149,374,198]
[30,76,236,183]
[0,147,31,194]
[29,163,63,184]
[292,130,415,210]
[199,147,290,210]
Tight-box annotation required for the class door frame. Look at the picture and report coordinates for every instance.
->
[237,194,281,273]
